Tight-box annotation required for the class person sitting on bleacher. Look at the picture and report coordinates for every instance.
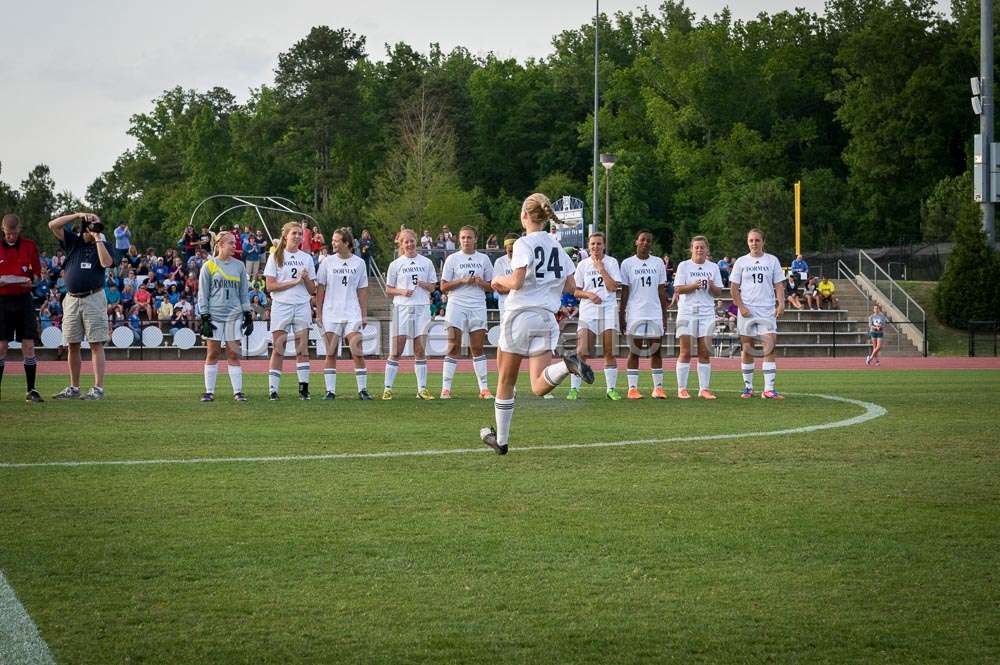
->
[817,276,838,310]
[803,276,819,309]
[790,254,809,282]
[785,274,804,310]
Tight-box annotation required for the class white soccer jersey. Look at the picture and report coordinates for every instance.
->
[620,255,666,320]
[503,232,574,314]
[263,249,315,305]
[729,252,784,309]
[316,253,368,322]
[493,254,513,310]
[675,259,724,317]
[441,250,493,308]
[386,253,437,306]
[575,255,622,320]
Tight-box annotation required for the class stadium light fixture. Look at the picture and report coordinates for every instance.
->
[972,76,982,96]
[600,154,616,246]
[973,96,984,115]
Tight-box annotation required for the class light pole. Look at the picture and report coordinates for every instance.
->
[593,1,600,239]
[600,153,616,251]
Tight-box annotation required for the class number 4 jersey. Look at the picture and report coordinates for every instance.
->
[316,253,368,322]
[504,232,575,314]
[263,249,315,305]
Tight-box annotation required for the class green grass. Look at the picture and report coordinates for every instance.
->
[2,369,999,664]
[897,280,969,356]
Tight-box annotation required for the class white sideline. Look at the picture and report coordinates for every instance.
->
[0,393,886,470]
[0,571,57,665]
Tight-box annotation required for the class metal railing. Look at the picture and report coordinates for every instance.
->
[858,249,926,352]
[968,320,999,357]
[837,259,871,309]
[368,256,388,297]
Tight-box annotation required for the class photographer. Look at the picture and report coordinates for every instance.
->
[0,214,43,401]
[48,212,114,400]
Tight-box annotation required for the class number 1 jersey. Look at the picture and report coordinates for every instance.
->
[504,232,574,314]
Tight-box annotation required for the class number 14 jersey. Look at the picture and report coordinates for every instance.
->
[504,232,575,314]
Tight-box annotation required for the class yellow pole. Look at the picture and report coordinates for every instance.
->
[794,181,801,255]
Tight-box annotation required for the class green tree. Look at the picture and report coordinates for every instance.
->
[935,212,1000,327]
[920,173,979,242]
[18,165,57,246]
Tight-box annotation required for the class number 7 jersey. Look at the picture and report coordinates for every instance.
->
[504,231,575,314]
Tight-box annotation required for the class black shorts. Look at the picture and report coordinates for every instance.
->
[0,293,40,342]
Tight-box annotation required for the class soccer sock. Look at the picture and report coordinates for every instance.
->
[675,362,690,390]
[570,374,582,390]
[268,369,281,393]
[442,356,458,391]
[355,368,368,392]
[415,359,427,390]
[384,359,399,389]
[651,368,664,389]
[296,362,310,385]
[741,362,755,390]
[324,368,337,394]
[204,363,218,393]
[604,365,618,390]
[473,355,489,390]
[697,362,711,391]
[494,397,515,446]
[228,365,243,394]
[542,360,570,387]
[763,361,777,392]
[23,357,37,392]
[626,369,639,390]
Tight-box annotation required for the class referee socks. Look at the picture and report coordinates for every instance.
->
[24,356,37,391]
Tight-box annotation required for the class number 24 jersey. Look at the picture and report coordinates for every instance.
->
[504,232,574,314]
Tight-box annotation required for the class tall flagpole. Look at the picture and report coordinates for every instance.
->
[592,0,600,238]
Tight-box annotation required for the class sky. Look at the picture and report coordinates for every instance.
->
[0,0,944,199]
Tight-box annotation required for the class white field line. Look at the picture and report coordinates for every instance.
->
[0,571,57,665]
[0,393,886,470]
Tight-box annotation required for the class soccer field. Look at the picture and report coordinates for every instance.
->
[2,369,999,664]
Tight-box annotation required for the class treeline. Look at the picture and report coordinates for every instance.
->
[0,1,988,261]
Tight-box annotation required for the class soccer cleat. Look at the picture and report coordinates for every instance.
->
[358,390,374,400]
[561,351,595,384]
[416,388,435,400]
[25,390,44,403]
[542,393,554,399]
[677,389,691,400]
[875,359,880,367]
[298,383,311,400]
[566,387,579,400]
[440,389,452,400]
[698,389,717,400]
[627,387,642,400]
[52,386,80,400]
[200,392,215,402]
[80,387,104,401]
[323,391,336,400]
[651,386,667,400]
[865,354,872,366]
[605,388,622,401]
[480,427,508,455]
[479,389,494,400]
[269,391,279,401]
[381,388,393,400]
[233,392,248,402]
[740,387,754,399]
[761,390,785,400]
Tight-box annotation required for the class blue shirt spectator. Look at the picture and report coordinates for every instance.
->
[105,284,122,306]
[152,259,169,283]
[790,255,809,279]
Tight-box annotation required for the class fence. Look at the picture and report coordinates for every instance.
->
[968,321,999,357]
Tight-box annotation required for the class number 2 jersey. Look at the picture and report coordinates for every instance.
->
[386,253,437,306]
[729,252,784,311]
[619,255,666,321]
[574,255,622,320]
[316,253,368,322]
[263,249,315,305]
[504,232,574,314]
[674,259,723,318]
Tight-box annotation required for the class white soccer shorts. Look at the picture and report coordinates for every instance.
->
[207,314,244,343]
[625,317,664,339]
[737,305,777,338]
[444,304,487,332]
[498,308,560,357]
[577,310,619,335]
[270,301,312,333]
[322,319,363,339]
[674,315,717,339]
[390,304,432,339]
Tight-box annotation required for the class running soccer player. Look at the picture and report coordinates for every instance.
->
[480,193,594,454]
[866,303,886,367]
[384,228,437,400]
[439,226,494,399]
[729,228,785,399]
[197,231,252,402]
[673,235,724,399]
[263,221,316,400]
[619,230,668,399]
[570,232,622,400]
[315,227,373,400]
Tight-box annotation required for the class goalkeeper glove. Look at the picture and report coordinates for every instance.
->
[241,311,254,337]
[199,313,215,338]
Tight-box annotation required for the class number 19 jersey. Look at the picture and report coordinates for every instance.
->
[504,232,574,314]
[729,252,784,309]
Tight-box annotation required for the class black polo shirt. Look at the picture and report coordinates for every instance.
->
[62,230,112,293]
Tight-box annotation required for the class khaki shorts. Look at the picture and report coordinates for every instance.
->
[63,291,110,344]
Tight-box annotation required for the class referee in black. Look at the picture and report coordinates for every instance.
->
[0,213,43,401]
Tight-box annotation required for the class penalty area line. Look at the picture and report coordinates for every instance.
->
[0,392,886,470]
[0,571,57,665]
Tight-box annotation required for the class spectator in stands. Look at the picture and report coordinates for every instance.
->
[430,282,445,316]
[662,254,675,282]
[172,293,193,327]
[485,233,499,250]
[166,284,181,306]
[718,256,731,287]
[105,282,123,319]
[113,222,132,264]
[441,225,455,251]
[50,249,65,273]
[310,226,325,255]
[33,271,51,305]
[557,291,579,323]
[817,276,838,309]
[421,229,434,250]
[134,282,153,320]
[126,245,140,268]
[43,291,63,326]
[784,274,804,310]
[315,246,329,270]
[359,230,374,273]
[243,232,262,279]
[120,282,135,310]
[151,257,168,283]
[250,294,267,320]
[803,276,819,309]
[156,295,173,330]
[184,271,199,297]
[790,254,809,282]
[169,257,186,283]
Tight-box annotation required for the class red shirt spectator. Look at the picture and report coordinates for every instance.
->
[230,227,243,260]
[302,225,313,254]
[310,229,325,254]
[0,234,41,296]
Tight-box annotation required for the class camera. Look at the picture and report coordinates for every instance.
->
[81,219,104,234]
